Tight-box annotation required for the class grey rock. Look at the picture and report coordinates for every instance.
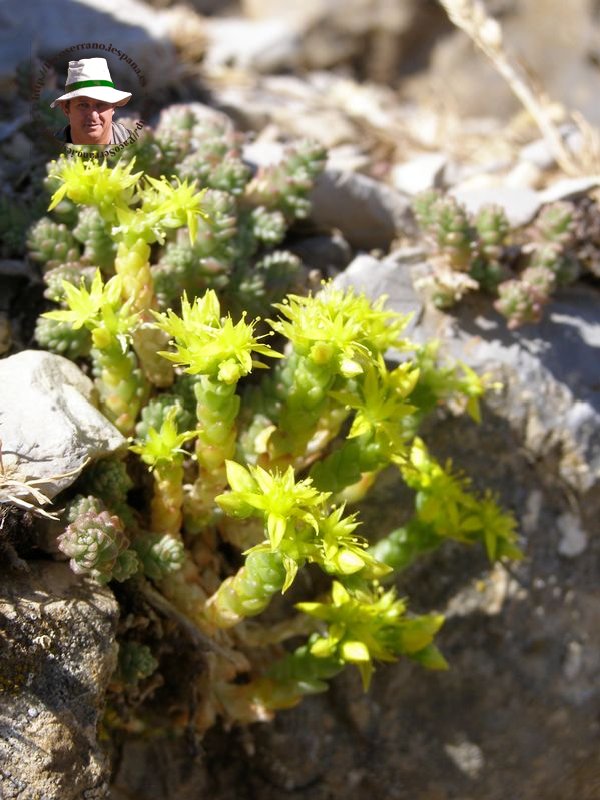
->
[504,160,543,190]
[0,350,126,505]
[203,17,301,73]
[111,738,208,800]
[242,140,286,169]
[519,126,583,170]
[538,176,600,205]
[451,178,600,232]
[239,0,430,81]
[557,513,588,558]
[408,0,600,126]
[3,0,179,91]
[223,78,359,148]
[332,266,600,498]
[390,153,448,195]
[309,170,417,250]
[415,288,600,497]
[332,250,424,337]
[450,185,543,228]
[0,560,119,800]
[287,232,353,278]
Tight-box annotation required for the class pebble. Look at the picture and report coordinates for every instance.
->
[557,513,588,558]
[444,739,485,779]
[390,153,448,195]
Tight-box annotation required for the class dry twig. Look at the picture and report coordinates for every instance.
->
[438,0,600,176]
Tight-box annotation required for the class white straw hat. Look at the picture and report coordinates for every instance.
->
[50,58,132,108]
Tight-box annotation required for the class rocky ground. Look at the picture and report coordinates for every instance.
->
[1,1,600,798]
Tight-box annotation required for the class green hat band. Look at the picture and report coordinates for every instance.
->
[65,79,116,91]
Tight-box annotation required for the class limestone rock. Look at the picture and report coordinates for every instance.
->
[390,153,449,195]
[287,232,353,279]
[334,262,600,497]
[0,350,126,505]
[518,126,583,171]
[221,76,360,149]
[406,0,600,125]
[309,170,416,251]
[0,560,119,800]
[450,185,543,228]
[538,176,600,205]
[332,249,424,337]
[238,0,432,80]
[414,288,600,497]
[203,17,301,73]
[2,0,180,91]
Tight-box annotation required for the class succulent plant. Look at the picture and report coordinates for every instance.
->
[27,217,81,270]
[117,642,159,685]
[134,531,185,581]
[412,190,598,325]
[32,114,524,735]
[64,494,106,523]
[57,509,138,584]
[34,315,92,359]
[531,200,577,248]
[495,265,556,328]
[73,206,117,272]
[77,458,133,509]
[470,204,510,291]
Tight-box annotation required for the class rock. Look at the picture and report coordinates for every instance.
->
[557,513,588,558]
[309,170,417,251]
[417,289,599,498]
[406,0,600,125]
[111,738,208,800]
[325,144,370,173]
[239,0,439,81]
[287,232,353,278]
[390,153,448,195]
[333,262,600,499]
[203,15,305,73]
[332,249,424,337]
[243,139,286,168]
[451,176,600,230]
[503,160,543,190]
[203,16,301,73]
[538,176,600,205]
[443,739,485,779]
[450,185,543,228]
[2,0,181,91]
[0,350,126,505]
[0,314,10,355]
[220,75,360,149]
[0,560,119,800]
[518,126,583,170]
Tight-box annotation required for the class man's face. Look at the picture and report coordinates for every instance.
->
[63,97,115,144]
